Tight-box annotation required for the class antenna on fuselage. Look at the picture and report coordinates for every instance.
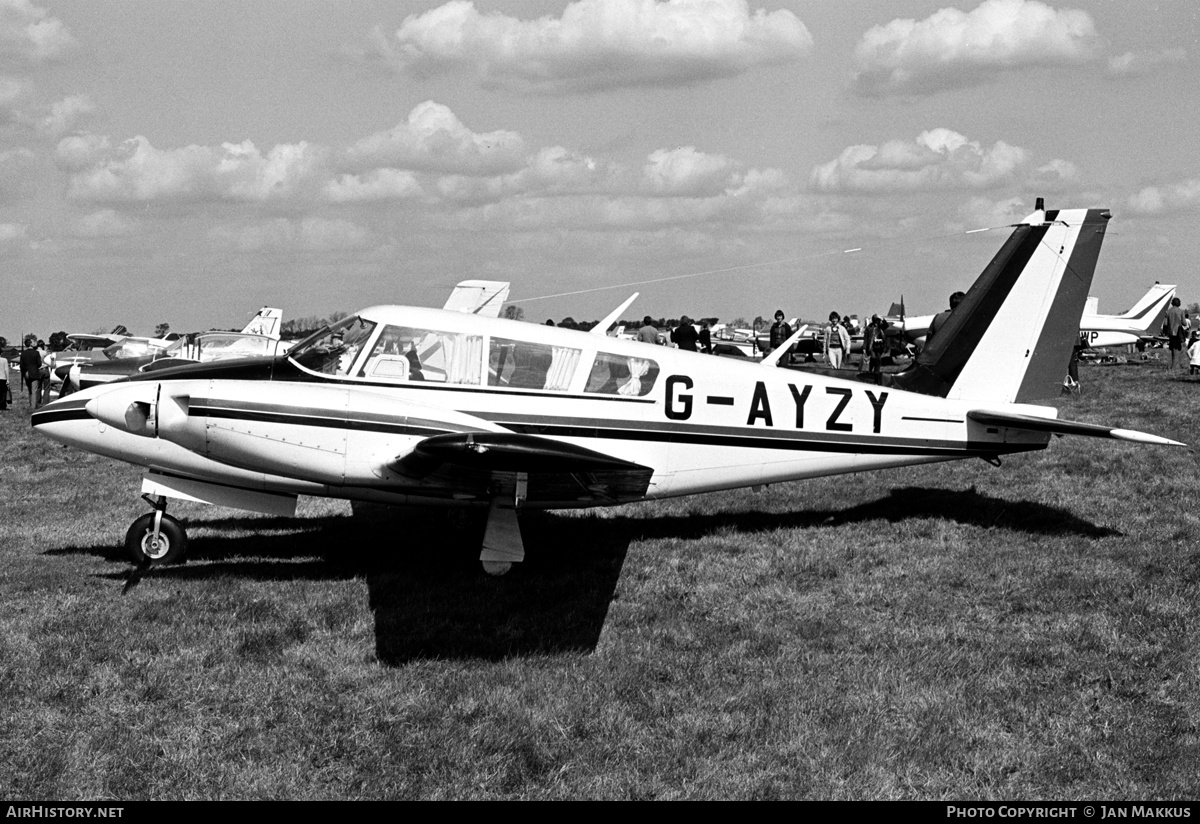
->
[591,292,640,337]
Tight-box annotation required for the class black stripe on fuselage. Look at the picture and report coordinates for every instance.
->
[189,400,1033,459]
[30,398,92,427]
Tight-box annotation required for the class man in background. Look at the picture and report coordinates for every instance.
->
[1164,297,1189,370]
[19,338,41,408]
[637,316,660,345]
[672,316,699,352]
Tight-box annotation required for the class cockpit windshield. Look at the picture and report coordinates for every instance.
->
[287,316,377,376]
[103,339,171,361]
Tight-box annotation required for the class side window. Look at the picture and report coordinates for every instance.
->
[585,352,659,396]
[360,326,483,385]
[488,338,581,391]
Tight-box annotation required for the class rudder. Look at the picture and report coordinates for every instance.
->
[893,204,1110,403]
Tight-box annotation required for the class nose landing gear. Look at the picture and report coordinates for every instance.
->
[124,494,188,565]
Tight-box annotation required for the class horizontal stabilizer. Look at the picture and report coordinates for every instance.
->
[967,409,1185,446]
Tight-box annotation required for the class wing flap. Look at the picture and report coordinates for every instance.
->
[967,409,1184,446]
[387,432,655,504]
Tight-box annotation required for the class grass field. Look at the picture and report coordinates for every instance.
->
[2,362,1198,800]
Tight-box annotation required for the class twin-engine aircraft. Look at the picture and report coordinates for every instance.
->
[33,204,1182,575]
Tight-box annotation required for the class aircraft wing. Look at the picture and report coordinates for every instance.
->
[387,431,654,504]
[68,333,123,348]
[966,409,1184,446]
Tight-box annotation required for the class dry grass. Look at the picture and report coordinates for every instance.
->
[1,362,1198,799]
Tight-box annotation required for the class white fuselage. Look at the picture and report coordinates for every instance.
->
[34,306,1053,514]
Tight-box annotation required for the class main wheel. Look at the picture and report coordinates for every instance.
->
[124,512,188,565]
[481,560,512,576]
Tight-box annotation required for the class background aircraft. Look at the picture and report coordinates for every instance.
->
[1077,282,1175,349]
[33,203,1182,580]
[70,307,284,392]
[442,280,510,318]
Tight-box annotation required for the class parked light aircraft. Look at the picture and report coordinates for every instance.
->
[32,204,1182,576]
[71,308,285,392]
[889,282,1175,353]
[67,325,174,358]
[1077,282,1175,349]
[70,283,510,393]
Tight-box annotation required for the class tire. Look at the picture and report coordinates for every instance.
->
[124,512,188,565]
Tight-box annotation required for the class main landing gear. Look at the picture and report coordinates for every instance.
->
[124,494,188,565]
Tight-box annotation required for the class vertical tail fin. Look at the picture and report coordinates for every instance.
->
[1113,282,1175,324]
[893,205,1110,403]
[443,280,512,317]
[241,307,282,339]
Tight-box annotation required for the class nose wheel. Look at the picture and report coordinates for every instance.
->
[124,495,188,565]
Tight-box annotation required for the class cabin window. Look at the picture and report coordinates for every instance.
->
[488,338,581,391]
[585,352,659,396]
[196,334,275,361]
[288,317,377,376]
[360,325,483,385]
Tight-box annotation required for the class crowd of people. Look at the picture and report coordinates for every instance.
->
[627,289,1196,390]
[1,337,57,412]
[5,293,1191,412]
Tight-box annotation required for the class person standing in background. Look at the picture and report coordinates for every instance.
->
[19,338,41,408]
[824,311,850,369]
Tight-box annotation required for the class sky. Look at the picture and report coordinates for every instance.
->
[1,0,1198,338]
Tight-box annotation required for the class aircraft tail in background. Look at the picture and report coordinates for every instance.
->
[240,307,282,339]
[1077,282,1175,348]
[442,280,511,317]
[893,202,1109,404]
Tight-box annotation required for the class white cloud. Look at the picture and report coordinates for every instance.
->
[71,209,138,238]
[325,169,423,203]
[954,196,1029,230]
[209,217,370,252]
[1107,48,1187,78]
[0,0,74,64]
[52,100,791,241]
[1126,179,1200,215]
[54,132,111,171]
[641,146,739,196]
[38,94,94,138]
[0,220,27,244]
[61,136,329,203]
[810,129,1033,192]
[852,0,1100,96]
[375,0,813,93]
[0,73,29,122]
[342,100,526,175]
[1028,158,1077,190]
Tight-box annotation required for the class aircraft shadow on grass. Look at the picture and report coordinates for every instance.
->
[46,486,1118,664]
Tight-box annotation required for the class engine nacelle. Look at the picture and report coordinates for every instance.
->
[88,379,505,487]
[85,383,158,437]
